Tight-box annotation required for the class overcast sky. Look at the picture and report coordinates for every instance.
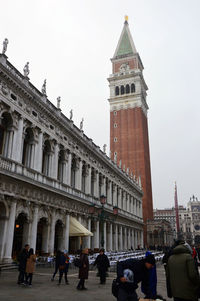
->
[1,0,200,209]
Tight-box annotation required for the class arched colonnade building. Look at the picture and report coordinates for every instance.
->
[0,53,143,262]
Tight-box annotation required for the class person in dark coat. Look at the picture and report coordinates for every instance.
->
[94,248,110,284]
[141,251,157,299]
[77,248,89,290]
[51,250,61,281]
[166,243,200,301]
[17,244,29,285]
[116,254,156,301]
[58,250,70,285]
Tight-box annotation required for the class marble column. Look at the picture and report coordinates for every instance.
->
[52,143,59,180]
[124,227,127,250]
[103,221,107,250]
[95,171,99,198]
[34,131,43,173]
[63,214,70,251]
[87,218,91,249]
[119,225,123,251]
[66,152,72,186]
[48,211,56,255]
[115,224,118,251]
[4,201,17,262]
[85,165,91,194]
[30,206,38,251]
[76,159,82,190]
[12,117,24,162]
[128,228,131,250]
[109,223,113,251]
[131,228,135,249]
[113,185,117,206]
[94,220,99,249]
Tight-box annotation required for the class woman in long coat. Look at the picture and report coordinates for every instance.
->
[25,248,36,286]
[77,248,89,290]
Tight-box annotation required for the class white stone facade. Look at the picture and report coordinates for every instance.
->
[0,53,143,262]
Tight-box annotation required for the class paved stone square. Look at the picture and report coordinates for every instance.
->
[0,264,169,301]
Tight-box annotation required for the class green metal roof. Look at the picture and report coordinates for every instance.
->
[116,30,134,56]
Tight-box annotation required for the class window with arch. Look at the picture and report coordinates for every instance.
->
[114,137,117,142]
[131,83,135,93]
[121,86,125,95]
[0,112,13,158]
[114,123,117,128]
[126,84,130,94]
[57,149,65,182]
[115,86,119,96]
[42,140,51,176]
[71,156,76,188]
[114,111,117,116]
[22,128,34,168]
[91,168,95,196]
[81,163,87,192]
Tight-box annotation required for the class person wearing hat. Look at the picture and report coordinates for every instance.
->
[77,248,89,290]
[94,248,110,284]
[116,254,156,301]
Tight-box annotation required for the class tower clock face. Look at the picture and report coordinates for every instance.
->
[194,225,200,231]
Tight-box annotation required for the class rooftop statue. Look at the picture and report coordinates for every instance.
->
[41,79,47,95]
[23,62,30,77]
[103,144,107,153]
[80,118,84,130]
[57,96,61,109]
[2,38,8,54]
[70,109,73,120]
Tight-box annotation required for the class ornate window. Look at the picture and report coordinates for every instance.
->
[115,86,119,96]
[91,168,95,196]
[81,163,87,192]
[131,83,135,93]
[22,128,34,168]
[0,112,13,158]
[71,156,76,188]
[121,86,125,95]
[126,84,130,94]
[57,149,65,182]
[42,140,51,176]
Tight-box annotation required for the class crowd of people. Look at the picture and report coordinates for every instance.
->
[16,240,200,301]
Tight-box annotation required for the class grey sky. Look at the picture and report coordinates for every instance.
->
[1,0,200,209]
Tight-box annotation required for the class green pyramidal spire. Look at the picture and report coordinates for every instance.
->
[114,18,137,58]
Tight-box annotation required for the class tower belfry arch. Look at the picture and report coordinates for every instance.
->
[108,17,153,244]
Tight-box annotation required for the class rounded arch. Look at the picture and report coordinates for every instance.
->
[126,84,130,94]
[0,111,13,157]
[22,127,35,168]
[120,86,125,95]
[36,217,49,255]
[42,140,52,176]
[54,219,64,252]
[115,86,119,96]
[12,212,29,258]
[131,83,135,93]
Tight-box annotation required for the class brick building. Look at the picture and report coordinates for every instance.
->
[108,18,153,243]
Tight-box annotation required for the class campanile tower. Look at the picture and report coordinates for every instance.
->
[108,17,153,242]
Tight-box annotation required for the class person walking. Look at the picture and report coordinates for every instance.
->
[94,248,110,284]
[51,250,61,281]
[166,242,200,301]
[58,250,70,285]
[17,244,29,285]
[77,248,89,290]
[116,253,155,301]
[25,248,36,287]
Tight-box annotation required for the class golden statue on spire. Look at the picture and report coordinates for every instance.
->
[125,15,128,22]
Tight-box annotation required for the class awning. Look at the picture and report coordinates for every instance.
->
[69,216,93,237]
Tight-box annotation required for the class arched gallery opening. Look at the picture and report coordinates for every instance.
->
[12,212,29,258]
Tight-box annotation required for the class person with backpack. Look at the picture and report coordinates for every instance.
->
[25,248,36,287]
[58,250,70,285]
[77,248,89,290]
[115,254,155,301]
[94,248,110,284]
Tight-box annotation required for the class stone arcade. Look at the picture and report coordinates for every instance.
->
[0,48,143,262]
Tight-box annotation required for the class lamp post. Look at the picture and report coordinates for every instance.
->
[89,196,119,250]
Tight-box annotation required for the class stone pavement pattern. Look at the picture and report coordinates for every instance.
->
[0,265,169,301]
